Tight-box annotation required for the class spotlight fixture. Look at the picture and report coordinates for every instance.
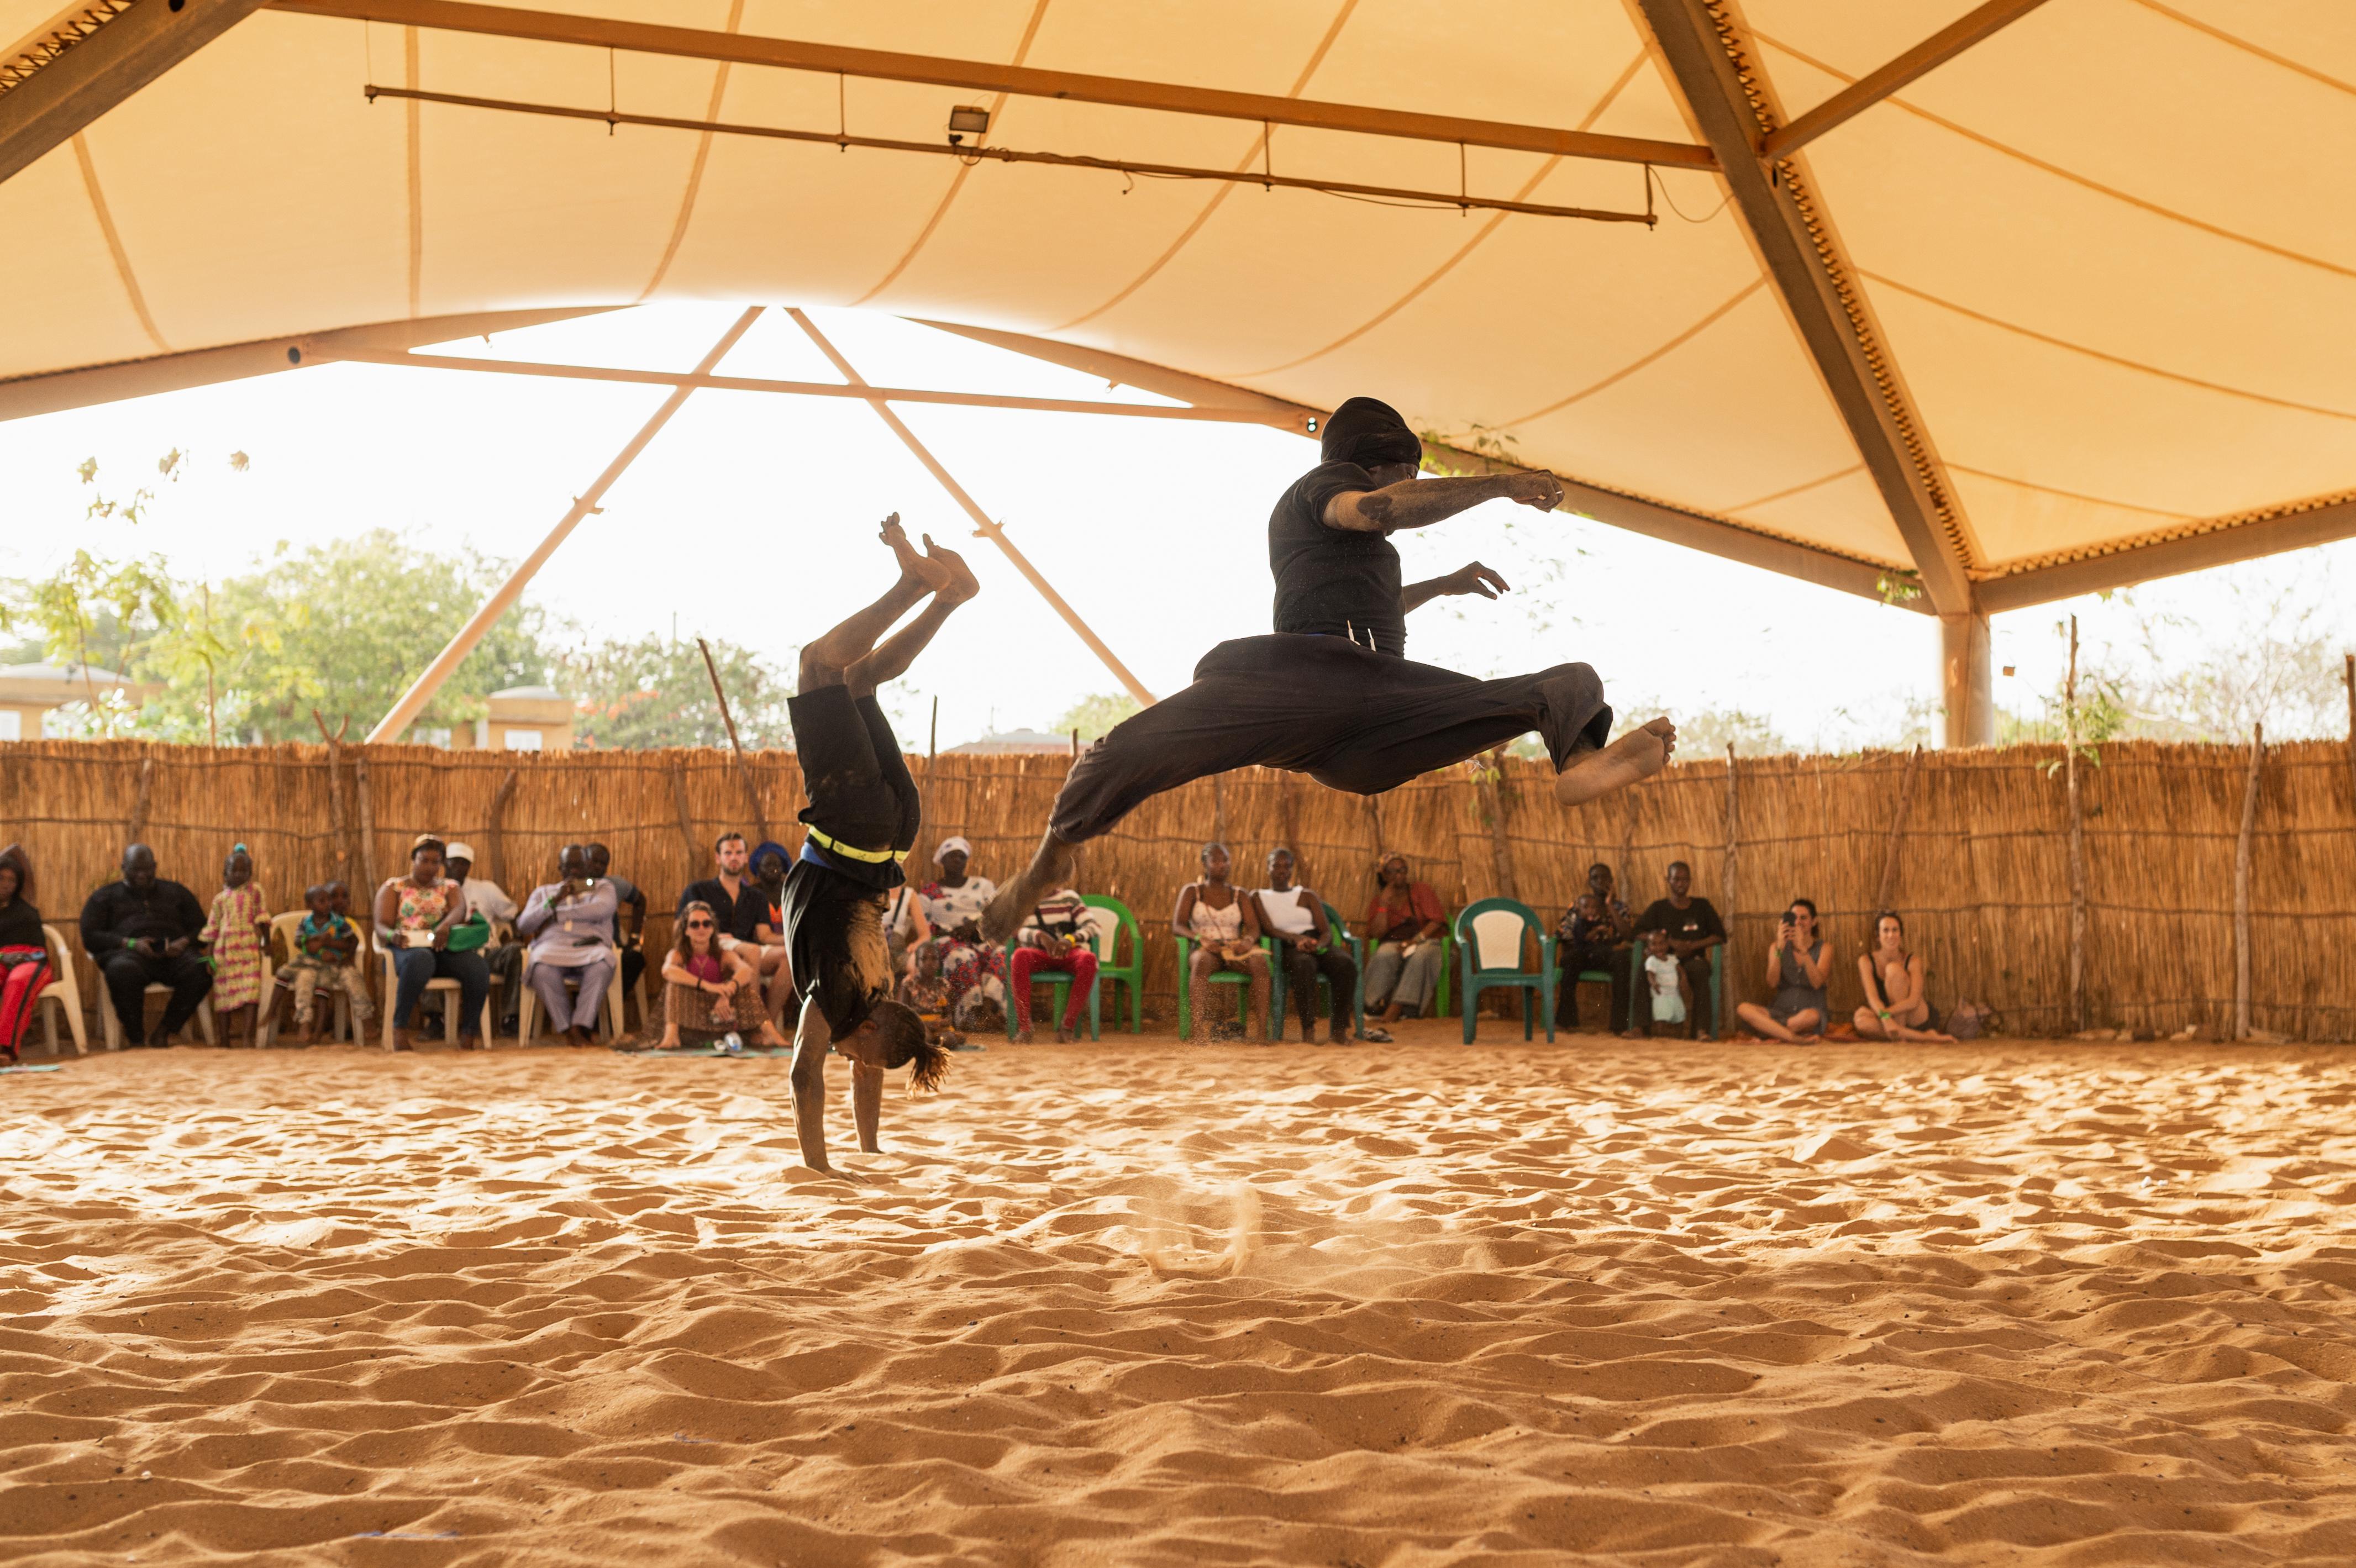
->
[947,104,991,145]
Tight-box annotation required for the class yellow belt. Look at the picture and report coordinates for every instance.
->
[804,826,908,865]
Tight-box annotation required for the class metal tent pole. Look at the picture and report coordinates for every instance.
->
[365,306,764,743]
[785,306,1156,706]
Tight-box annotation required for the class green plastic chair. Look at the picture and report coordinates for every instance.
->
[1455,898,1554,1043]
[1001,932,1101,1040]
[1175,934,1276,1040]
[1629,940,1725,1039]
[1082,895,1144,1034]
[1267,901,1365,1039]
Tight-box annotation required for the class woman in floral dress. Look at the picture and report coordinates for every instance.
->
[200,843,271,1046]
[916,836,1007,1029]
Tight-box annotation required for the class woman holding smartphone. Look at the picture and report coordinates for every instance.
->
[1736,898,1831,1042]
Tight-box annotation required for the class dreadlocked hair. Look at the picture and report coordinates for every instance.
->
[867,998,949,1093]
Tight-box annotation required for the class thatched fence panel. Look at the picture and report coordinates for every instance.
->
[2,735,2348,1039]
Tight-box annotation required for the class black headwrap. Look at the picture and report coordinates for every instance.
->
[1319,396,1423,471]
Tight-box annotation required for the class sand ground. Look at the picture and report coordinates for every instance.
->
[3,1021,2354,1566]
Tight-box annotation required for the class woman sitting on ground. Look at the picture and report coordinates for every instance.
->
[1854,911,1955,1042]
[656,900,787,1050]
[1175,841,1269,1041]
[1736,898,1831,1043]
[0,844,51,1063]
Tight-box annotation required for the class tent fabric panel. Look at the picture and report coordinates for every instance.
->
[0,141,162,377]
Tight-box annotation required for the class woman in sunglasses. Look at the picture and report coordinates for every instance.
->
[655,900,788,1051]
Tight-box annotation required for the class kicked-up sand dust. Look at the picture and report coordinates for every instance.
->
[3,1023,2355,1565]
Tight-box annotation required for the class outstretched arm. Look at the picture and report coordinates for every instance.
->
[1325,471,1561,534]
[1403,561,1510,614]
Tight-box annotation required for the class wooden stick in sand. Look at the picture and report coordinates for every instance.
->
[2234,723,2263,1042]
[698,637,770,844]
[2064,617,2087,1034]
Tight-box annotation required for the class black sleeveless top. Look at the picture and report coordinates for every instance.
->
[1268,460,1405,656]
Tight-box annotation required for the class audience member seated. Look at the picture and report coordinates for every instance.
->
[917,837,1008,1031]
[0,845,50,1062]
[884,881,932,978]
[1254,847,1356,1045]
[271,882,374,1044]
[1855,911,1956,1042]
[375,833,489,1052]
[82,843,212,1049]
[656,900,787,1050]
[1629,927,1692,1036]
[1629,860,1726,1040]
[1363,853,1445,1034]
[1176,841,1269,1041]
[585,842,648,1006]
[445,841,522,1033]
[519,844,620,1046]
[679,832,784,1007]
[1011,885,1098,1043]
[746,840,799,1022]
[1737,898,1831,1042]
[199,844,272,1048]
[1554,878,1633,1033]
[895,943,964,1051]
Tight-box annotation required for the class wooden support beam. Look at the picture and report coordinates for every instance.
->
[364,306,762,744]
[1872,744,1922,914]
[1761,0,2053,161]
[1975,494,2356,613]
[266,0,1713,169]
[2233,724,2263,1041]
[332,345,1314,430]
[785,307,1158,708]
[0,0,266,186]
[2064,617,2087,1033]
[0,306,619,422]
[1635,0,1975,619]
[917,319,1934,614]
[1941,609,1993,747]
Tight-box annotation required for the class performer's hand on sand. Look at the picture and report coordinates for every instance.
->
[883,512,953,593]
[923,535,981,605]
[1442,561,1510,600]
[1505,471,1564,511]
[1553,716,1677,807]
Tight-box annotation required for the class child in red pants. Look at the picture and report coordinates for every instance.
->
[1010,888,1097,1043]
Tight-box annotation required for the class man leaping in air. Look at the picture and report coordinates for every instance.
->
[984,395,1676,939]
[785,515,970,1173]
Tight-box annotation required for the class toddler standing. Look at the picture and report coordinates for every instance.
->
[200,844,271,1046]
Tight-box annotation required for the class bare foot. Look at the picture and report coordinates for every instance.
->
[1554,717,1676,807]
[1014,1027,1034,1044]
[924,534,981,604]
[980,829,1077,942]
[883,513,951,593]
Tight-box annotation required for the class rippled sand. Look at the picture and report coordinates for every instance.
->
[4,1027,2355,1565]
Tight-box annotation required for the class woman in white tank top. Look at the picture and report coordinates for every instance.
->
[1171,841,1269,1040]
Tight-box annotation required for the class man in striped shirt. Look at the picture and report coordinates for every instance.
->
[1011,887,1097,1043]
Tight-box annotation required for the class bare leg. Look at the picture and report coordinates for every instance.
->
[1784,1008,1823,1040]
[1853,1006,1890,1039]
[1555,717,1678,807]
[846,538,979,698]
[1737,1001,1797,1041]
[1247,955,1271,1040]
[982,827,1081,943]
[1186,948,1216,1042]
[799,515,950,693]
[851,1061,884,1153]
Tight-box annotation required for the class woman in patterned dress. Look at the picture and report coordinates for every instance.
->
[199,843,271,1046]
[915,836,1007,1029]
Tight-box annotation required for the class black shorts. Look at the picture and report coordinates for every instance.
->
[784,687,918,1040]
[1048,634,1611,843]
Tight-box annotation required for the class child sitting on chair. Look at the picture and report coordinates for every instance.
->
[1626,927,1692,1039]
[895,941,966,1052]
[272,882,374,1044]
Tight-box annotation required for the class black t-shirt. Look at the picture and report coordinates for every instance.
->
[1633,897,1726,947]
[0,899,43,950]
[1268,459,1405,655]
[677,877,768,943]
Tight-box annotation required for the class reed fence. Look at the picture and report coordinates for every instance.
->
[3,733,2349,1040]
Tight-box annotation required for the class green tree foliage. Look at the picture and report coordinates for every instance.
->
[557,633,794,750]
[1055,691,1140,740]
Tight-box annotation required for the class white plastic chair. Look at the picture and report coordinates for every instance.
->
[33,924,88,1056]
[514,946,625,1044]
[96,961,217,1049]
[259,912,371,1046]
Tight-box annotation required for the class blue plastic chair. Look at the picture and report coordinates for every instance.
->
[1268,899,1365,1040]
[1456,898,1555,1043]
[1629,940,1724,1039]
[1175,934,1276,1040]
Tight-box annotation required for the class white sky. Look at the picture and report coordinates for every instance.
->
[7,302,2350,752]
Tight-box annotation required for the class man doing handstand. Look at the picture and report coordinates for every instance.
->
[984,395,1677,938]
[786,516,970,1173]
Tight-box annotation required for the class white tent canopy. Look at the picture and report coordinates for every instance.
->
[5,0,2352,741]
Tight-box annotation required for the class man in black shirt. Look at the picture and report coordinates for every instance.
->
[786,517,958,1174]
[80,844,212,1048]
[982,395,1677,939]
[678,833,767,946]
[1630,860,1728,1039]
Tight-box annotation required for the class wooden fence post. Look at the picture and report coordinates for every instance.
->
[1874,744,1923,915]
[125,755,155,847]
[1279,776,1307,891]
[670,762,701,883]
[1722,743,1738,1033]
[2065,617,2088,1033]
[313,713,353,885]
[486,768,519,894]
[2344,654,2355,820]
[1475,746,1518,904]
[353,753,378,896]
[2234,723,2264,1041]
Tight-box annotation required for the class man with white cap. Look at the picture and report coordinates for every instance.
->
[445,841,521,1033]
